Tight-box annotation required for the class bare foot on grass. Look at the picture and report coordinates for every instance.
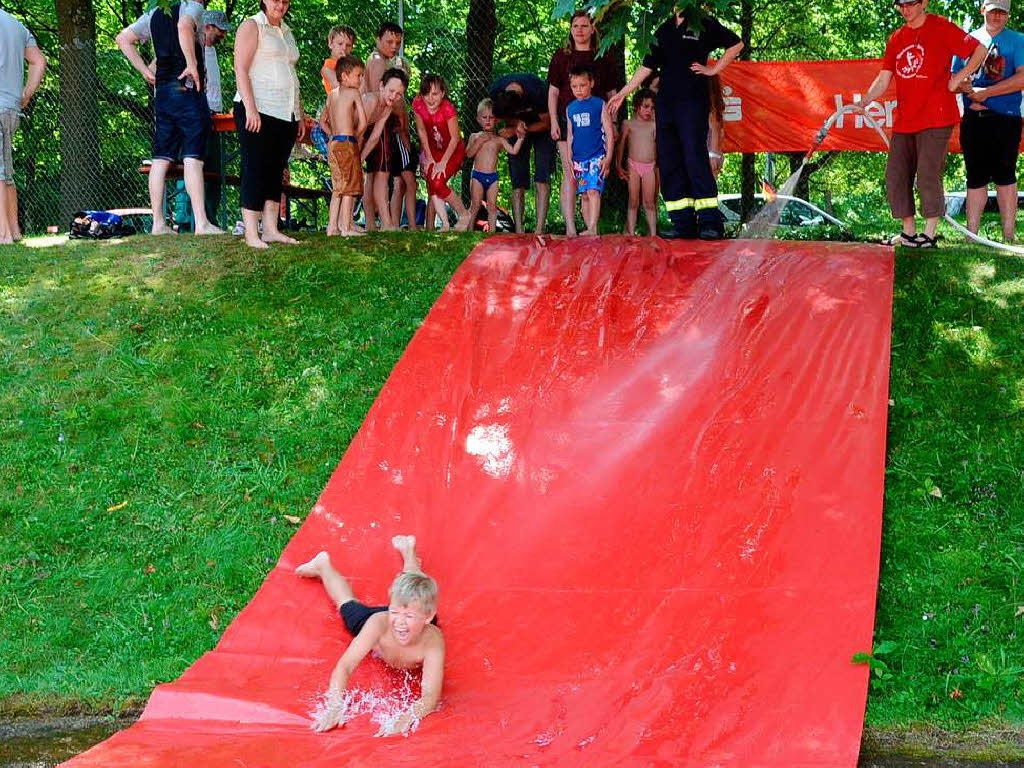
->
[246,235,270,249]
[296,551,330,577]
[263,231,298,244]
[195,223,225,235]
[151,223,177,236]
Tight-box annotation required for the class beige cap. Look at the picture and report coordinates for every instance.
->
[982,0,1010,12]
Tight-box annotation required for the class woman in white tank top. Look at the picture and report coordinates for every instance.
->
[232,0,307,248]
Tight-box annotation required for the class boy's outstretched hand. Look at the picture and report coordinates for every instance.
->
[313,696,346,732]
[375,711,415,737]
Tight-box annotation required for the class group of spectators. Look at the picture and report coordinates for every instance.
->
[2,1,1024,245]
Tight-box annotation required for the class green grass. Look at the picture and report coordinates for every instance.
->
[1,233,1022,736]
[867,247,1024,729]
[0,232,477,713]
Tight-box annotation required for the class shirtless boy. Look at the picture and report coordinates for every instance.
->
[297,535,444,736]
[322,55,368,236]
[615,88,658,236]
[465,98,525,233]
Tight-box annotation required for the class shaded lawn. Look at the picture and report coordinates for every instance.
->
[1,234,1022,733]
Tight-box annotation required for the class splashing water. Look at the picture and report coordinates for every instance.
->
[739,163,809,240]
[309,669,422,736]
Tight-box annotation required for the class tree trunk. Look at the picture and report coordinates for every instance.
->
[738,0,755,221]
[461,0,496,201]
[56,0,101,225]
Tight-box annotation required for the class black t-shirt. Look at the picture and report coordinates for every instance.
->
[489,73,548,123]
[643,15,739,103]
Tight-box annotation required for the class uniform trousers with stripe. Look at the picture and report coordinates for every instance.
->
[656,97,723,233]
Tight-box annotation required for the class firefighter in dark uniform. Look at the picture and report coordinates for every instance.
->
[610,7,743,239]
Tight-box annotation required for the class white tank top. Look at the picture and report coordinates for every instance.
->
[234,11,301,122]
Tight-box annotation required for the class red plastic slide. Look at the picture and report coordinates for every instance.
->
[65,237,894,766]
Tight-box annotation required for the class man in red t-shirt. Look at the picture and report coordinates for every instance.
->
[855,0,987,248]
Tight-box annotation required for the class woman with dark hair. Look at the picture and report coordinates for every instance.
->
[233,0,307,249]
[547,10,619,236]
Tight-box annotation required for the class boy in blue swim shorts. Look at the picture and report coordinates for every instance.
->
[465,98,526,233]
[566,64,613,236]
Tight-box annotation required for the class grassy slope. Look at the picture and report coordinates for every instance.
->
[0,233,475,712]
[1,235,1022,735]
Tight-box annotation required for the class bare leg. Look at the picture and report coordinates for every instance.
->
[510,188,525,233]
[902,215,918,237]
[641,171,658,236]
[486,182,499,234]
[584,190,601,235]
[363,172,377,232]
[262,200,298,244]
[0,183,13,244]
[148,159,175,235]
[391,535,422,574]
[340,195,363,236]
[625,168,640,235]
[557,141,577,237]
[466,179,484,232]
[295,551,356,608]
[923,216,939,239]
[7,182,21,241]
[965,186,987,235]
[432,195,449,232]
[996,183,1017,241]
[402,171,418,231]
[242,207,268,249]
[448,191,471,231]
[534,181,550,235]
[183,157,223,234]
[327,195,341,236]
[374,172,394,231]
[390,174,404,227]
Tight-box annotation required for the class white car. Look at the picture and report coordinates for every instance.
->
[944,189,1024,217]
[719,194,850,230]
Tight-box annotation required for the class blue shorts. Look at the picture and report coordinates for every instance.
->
[310,123,329,156]
[153,82,212,161]
[471,169,500,193]
[573,154,605,195]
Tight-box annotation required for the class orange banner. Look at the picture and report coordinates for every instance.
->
[719,59,966,153]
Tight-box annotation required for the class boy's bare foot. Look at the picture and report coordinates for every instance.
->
[454,215,472,232]
[195,223,225,235]
[246,235,270,249]
[263,231,298,244]
[151,223,176,236]
[296,551,330,577]
[392,535,422,572]
[340,229,365,237]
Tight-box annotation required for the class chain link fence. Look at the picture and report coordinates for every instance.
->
[15,0,588,235]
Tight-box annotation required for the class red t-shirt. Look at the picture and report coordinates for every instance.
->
[882,14,980,133]
[412,96,459,159]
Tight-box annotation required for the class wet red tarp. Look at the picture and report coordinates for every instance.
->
[65,237,894,766]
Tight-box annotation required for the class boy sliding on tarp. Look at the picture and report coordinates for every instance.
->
[297,535,444,736]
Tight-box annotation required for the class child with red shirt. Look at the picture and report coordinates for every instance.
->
[412,74,472,231]
[855,0,987,248]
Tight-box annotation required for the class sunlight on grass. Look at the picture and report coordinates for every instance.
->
[933,322,997,366]
[23,235,68,248]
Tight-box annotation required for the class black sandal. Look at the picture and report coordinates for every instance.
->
[915,234,938,249]
[892,231,922,248]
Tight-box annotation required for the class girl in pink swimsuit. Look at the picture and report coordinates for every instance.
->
[412,74,471,231]
[615,88,659,236]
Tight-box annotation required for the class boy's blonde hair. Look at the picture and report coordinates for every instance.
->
[477,97,493,116]
[390,571,438,614]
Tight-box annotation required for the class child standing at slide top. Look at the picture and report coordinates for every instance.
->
[361,68,409,231]
[297,535,444,736]
[311,25,356,157]
[566,64,613,236]
[412,74,472,231]
[465,98,526,233]
[616,88,658,236]
[322,55,367,236]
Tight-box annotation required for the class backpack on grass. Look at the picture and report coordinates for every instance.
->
[69,210,137,239]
